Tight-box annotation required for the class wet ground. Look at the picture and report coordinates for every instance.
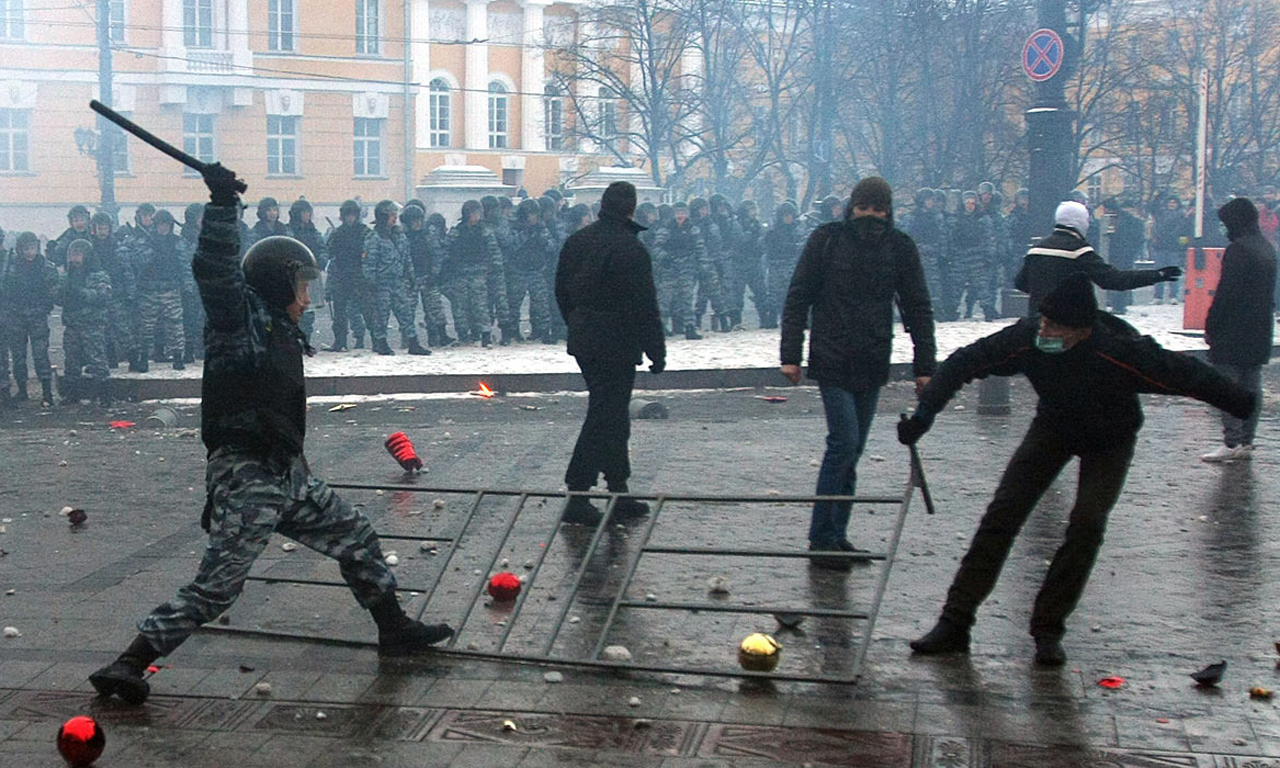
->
[2,374,1280,766]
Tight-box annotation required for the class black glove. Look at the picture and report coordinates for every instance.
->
[897,412,934,446]
[1228,389,1257,421]
[649,357,666,374]
[1156,266,1182,281]
[202,162,242,207]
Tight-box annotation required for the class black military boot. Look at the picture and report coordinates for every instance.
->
[173,352,185,371]
[354,334,366,350]
[13,380,29,402]
[373,339,395,356]
[369,595,454,657]
[1034,636,1066,667]
[480,331,492,349]
[406,338,431,356]
[90,634,160,705]
[562,495,603,526]
[499,324,515,346]
[435,324,453,348]
[909,618,971,655]
[608,483,649,520]
[135,352,149,373]
[54,378,73,407]
[684,324,703,341]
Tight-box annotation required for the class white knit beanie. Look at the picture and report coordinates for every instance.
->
[1054,201,1090,234]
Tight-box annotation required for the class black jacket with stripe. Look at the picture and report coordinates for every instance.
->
[915,314,1254,454]
[1014,226,1165,316]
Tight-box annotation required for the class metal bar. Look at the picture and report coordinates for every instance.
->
[412,490,487,623]
[496,493,573,653]
[909,444,937,515]
[377,534,454,543]
[199,623,860,685]
[328,482,893,505]
[849,470,917,681]
[246,575,433,593]
[591,496,667,659]
[540,494,619,656]
[446,493,529,649]
[641,546,883,561]
[618,600,869,620]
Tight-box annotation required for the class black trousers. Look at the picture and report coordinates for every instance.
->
[941,419,1136,639]
[565,357,636,491]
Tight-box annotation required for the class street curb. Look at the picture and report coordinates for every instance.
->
[105,346,1222,401]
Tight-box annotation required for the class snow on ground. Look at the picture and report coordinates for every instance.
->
[117,304,1216,383]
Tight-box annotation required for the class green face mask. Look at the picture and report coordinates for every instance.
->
[1035,334,1067,354]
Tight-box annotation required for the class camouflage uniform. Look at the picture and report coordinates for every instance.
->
[46,204,92,269]
[657,216,702,334]
[90,220,138,366]
[132,202,399,655]
[691,207,725,327]
[486,204,518,337]
[178,205,205,360]
[414,215,449,343]
[59,252,112,386]
[902,196,951,321]
[949,201,997,321]
[362,225,418,347]
[445,217,508,342]
[287,204,328,343]
[136,221,187,364]
[507,218,556,341]
[325,220,369,349]
[1,238,60,392]
[762,206,805,331]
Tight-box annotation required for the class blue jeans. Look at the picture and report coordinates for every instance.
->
[809,384,881,546]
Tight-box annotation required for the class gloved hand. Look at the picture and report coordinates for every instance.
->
[1228,389,1257,421]
[897,411,934,446]
[649,356,666,374]
[202,162,242,207]
[1156,266,1183,281]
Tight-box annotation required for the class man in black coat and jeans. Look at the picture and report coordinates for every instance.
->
[901,273,1256,666]
[1202,198,1277,462]
[556,182,665,526]
[780,177,936,570]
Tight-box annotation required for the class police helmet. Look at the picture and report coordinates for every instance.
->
[68,204,91,222]
[242,236,321,309]
[339,199,362,220]
[400,204,425,225]
[516,198,541,224]
[373,199,400,227]
[90,211,114,230]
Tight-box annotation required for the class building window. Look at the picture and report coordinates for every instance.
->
[182,113,215,174]
[108,0,125,42]
[267,0,294,51]
[355,0,379,55]
[488,81,508,149]
[106,123,129,174]
[183,0,213,48]
[544,84,563,150]
[267,115,298,175]
[1086,175,1103,205]
[0,109,30,171]
[0,0,23,39]
[428,78,450,148]
[353,117,383,177]
[598,87,618,143]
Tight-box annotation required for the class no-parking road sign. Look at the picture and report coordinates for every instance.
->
[1023,28,1065,82]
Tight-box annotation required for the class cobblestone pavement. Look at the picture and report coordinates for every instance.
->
[2,372,1280,766]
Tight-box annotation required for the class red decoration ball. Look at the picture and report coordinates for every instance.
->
[57,716,105,767]
[487,571,522,601]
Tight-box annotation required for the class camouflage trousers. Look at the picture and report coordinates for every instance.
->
[447,271,491,341]
[137,448,396,655]
[364,282,418,344]
[766,257,799,321]
[108,299,136,366]
[63,324,109,381]
[950,250,995,317]
[726,260,768,323]
[694,258,726,321]
[505,267,553,338]
[181,293,204,359]
[138,290,186,361]
[327,271,367,347]
[655,264,693,332]
[7,312,52,384]
[414,275,445,332]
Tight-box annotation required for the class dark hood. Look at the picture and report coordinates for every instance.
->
[1218,198,1261,241]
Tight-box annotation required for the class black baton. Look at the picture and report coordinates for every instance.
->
[909,443,936,515]
[90,99,247,193]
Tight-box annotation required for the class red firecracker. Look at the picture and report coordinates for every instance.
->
[384,432,424,472]
[487,571,521,601]
[57,716,105,767]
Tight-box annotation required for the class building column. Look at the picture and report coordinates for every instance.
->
[411,0,432,149]
[464,0,490,150]
[519,0,550,152]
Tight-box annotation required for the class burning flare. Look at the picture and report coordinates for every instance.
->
[476,381,496,398]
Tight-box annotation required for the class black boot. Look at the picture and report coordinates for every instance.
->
[1034,636,1066,667]
[135,352,149,373]
[608,484,650,519]
[480,331,492,349]
[562,495,603,526]
[13,380,28,402]
[684,324,703,341]
[435,324,453,348]
[354,335,366,350]
[325,342,348,352]
[55,378,74,407]
[909,618,971,655]
[90,634,159,705]
[406,338,431,356]
[373,339,395,356]
[370,595,453,657]
[41,380,54,408]
[499,324,515,346]
[172,352,185,371]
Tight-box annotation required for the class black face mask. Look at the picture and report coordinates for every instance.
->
[848,215,889,241]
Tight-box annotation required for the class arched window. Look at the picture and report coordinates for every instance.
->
[598,86,617,142]
[544,83,563,150]
[488,81,508,149]
[428,78,451,148]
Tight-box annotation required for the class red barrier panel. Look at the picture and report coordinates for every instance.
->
[1183,247,1225,330]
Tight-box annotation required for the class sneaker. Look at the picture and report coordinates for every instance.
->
[1201,444,1253,463]
[89,660,150,705]
[377,618,454,657]
[562,496,603,526]
[1034,636,1066,666]
[909,618,971,655]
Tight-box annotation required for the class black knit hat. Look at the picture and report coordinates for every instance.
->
[850,177,892,211]
[601,181,637,218]
[1039,272,1097,328]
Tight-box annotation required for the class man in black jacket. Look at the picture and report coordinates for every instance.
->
[555,182,665,526]
[1202,198,1277,462]
[1015,201,1177,316]
[324,200,369,351]
[901,273,1256,666]
[89,165,452,707]
[780,177,936,569]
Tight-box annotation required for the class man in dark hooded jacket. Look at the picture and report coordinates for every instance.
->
[1201,198,1277,462]
[555,182,665,526]
[781,177,936,568]
[903,272,1256,666]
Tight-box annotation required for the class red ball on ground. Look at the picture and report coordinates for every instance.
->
[57,716,105,767]
[487,571,522,601]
